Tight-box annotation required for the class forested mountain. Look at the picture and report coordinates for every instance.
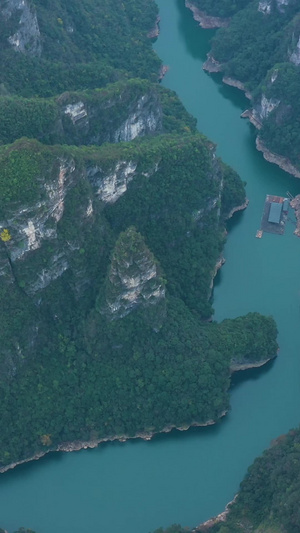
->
[0,0,161,96]
[206,427,300,533]
[0,0,278,472]
[149,4,300,533]
[191,0,300,172]
[153,429,300,532]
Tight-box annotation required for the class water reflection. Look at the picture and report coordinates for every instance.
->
[230,358,277,391]
[176,0,215,61]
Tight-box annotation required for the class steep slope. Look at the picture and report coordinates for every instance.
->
[0,133,277,468]
[102,226,166,322]
[0,0,278,471]
[191,427,300,533]
[0,79,196,146]
[0,0,161,96]
[192,0,300,174]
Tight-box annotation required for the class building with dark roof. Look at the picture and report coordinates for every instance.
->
[268,202,282,224]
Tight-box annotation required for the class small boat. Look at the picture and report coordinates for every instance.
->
[256,229,263,238]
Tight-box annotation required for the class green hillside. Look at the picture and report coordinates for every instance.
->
[0,0,278,470]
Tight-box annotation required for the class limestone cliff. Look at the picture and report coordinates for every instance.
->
[0,141,163,299]
[258,0,290,14]
[0,80,167,147]
[0,133,242,370]
[103,227,165,321]
[58,82,163,146]
[201,0,300,174]
[1,0,41,56]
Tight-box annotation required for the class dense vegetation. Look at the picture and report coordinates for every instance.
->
[201,0,300,169]
[151,428,300,533]
[192,427,300,533]
[0,79,196,147]
[0,133,278,465]
[258,62,300,166]
[0,0,278,474]
[190,0,251,18]
[0,0,161,97]
[210,1,299,87]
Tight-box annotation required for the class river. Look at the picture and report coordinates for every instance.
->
[1,1,300,532]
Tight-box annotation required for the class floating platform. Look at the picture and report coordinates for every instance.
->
[259,194,289,236]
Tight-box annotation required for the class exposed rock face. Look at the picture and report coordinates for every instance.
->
[88,161,138,204]
[257,93,280,121]
[113,94,160,142]
[185,0,230,28]
[27,252,69,294]
[203,54,223,73]
[87,158,160,204]
[64,102,88,125]
[147,15,160,38]
[104,227,165,320]
[242,92,280,129]
[1,0,42,56]
[195,496,238,531]
[271,69,278,83]
[276,0,290,9]
[230,356,275,372]
[258,0,289,14]
[1,160,77,264]
[0,154,101,301]
[0,146,163,302]
[256,137,300,178]
[222,76,252,99]
[290,36,300,65]
[258,0,272,14]
[60,87,163,146]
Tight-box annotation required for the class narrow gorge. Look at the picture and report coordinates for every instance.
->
[0,1,299,533]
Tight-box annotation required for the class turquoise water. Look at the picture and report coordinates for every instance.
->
[1,2,300,532]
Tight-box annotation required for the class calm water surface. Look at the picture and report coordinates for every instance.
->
[1,1,300,532]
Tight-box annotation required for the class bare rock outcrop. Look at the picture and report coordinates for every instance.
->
[1,0,42,56]
[103,226,166,320]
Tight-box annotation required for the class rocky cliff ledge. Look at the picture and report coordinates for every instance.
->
[194,496,237,531]
[202,63,300,178]
[230,355,276,373]
[202,54,223,73]
[185,1,230,28]
[256,137,300,178]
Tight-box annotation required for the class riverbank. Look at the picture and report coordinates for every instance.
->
[147,15,160,39]
[226,198,249,221]
[0,417,227,475]
[230,354,276,373]
[202,54,223,73]
[193,495,237,531]
[240,108,262,129]
[290,195,300,236]
[222,76,252,100]
[209,198,249,291]
[185,0,230,28]
[202,46,300,180]
[256,138,300,179]
[207,199,248,313]
[159,64,169,80]
[0,335,276,477]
